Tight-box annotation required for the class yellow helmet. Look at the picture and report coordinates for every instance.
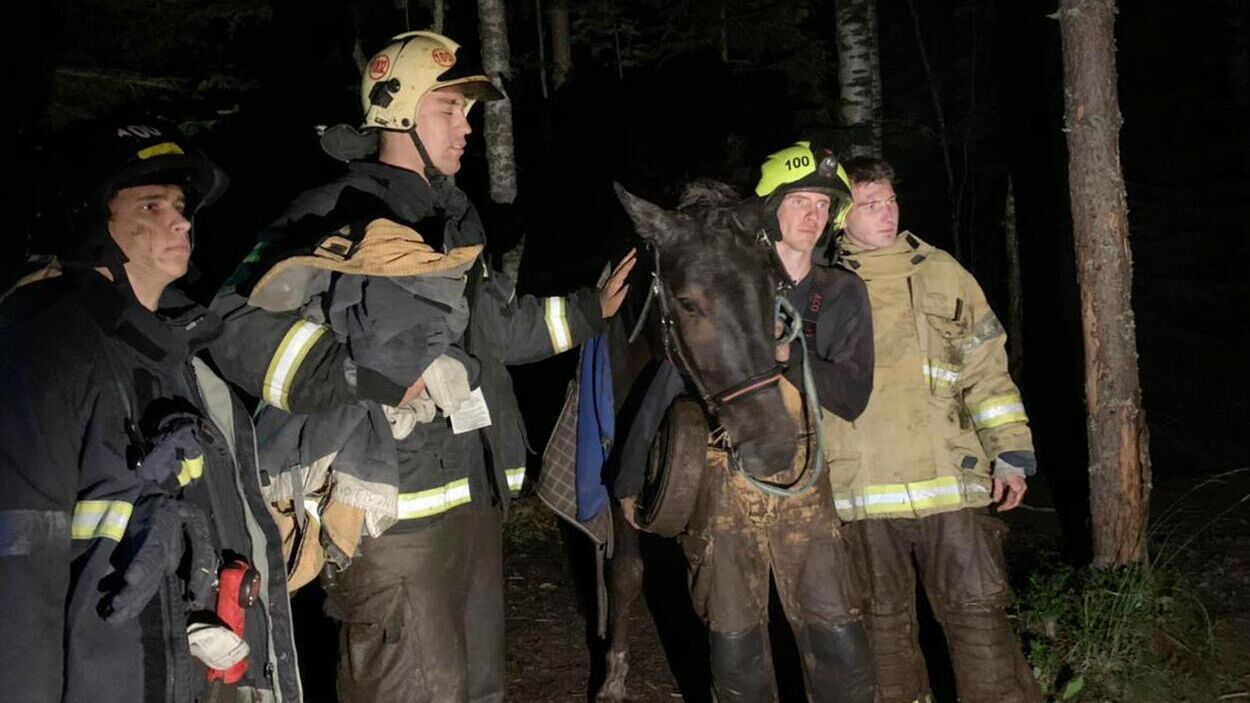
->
[361,30,504,132]
[754,141,853,230]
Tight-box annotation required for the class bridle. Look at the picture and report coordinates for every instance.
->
[630,233,827,498]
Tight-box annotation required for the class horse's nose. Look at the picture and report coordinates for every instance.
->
[732,429,798,478]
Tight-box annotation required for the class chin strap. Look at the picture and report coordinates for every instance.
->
[407,130,448,185]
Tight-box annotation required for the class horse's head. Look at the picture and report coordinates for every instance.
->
[615,182,797,479]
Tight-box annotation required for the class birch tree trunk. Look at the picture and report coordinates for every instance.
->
[835,0,883,157]
[550,0,572,88]
[1058,0,1151,568]
[477,0,518,204]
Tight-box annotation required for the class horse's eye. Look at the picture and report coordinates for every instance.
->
[675,297,701,315]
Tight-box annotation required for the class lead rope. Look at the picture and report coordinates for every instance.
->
[727,294,828,498]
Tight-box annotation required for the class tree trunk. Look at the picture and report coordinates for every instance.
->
[1004,176,1024,383]
[907,0,959,260]
[1058,0,1151,568]
[835,0,882,157]
[550,0,572,88]
[477,0,518,203]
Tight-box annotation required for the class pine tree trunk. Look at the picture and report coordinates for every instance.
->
[835,0,883,157]
[1058,0,1151,568]
[477,0,518,204]
[550,0,572,88]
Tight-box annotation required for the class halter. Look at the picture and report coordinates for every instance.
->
[637,235,827,498]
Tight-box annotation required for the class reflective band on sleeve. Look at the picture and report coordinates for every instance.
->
[970,393,1028,429]
[262,321,327,411]
[176,455,205,487]
[71,500,134,542]
[543,297,573,353]
[505,466,525,494]
[922,361,960,388]
[0,509,70,556]
[397,478,472,520]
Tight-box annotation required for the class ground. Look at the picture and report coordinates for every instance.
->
[502,469,1250,702]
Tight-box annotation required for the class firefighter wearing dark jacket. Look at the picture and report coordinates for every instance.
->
[209,31,635,703]
[0,120,301,702]
[616,143,877,703]
[832,156,1042,703]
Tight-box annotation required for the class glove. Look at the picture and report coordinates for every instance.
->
[423,354,471,416]
[103,498,218,622]
[187,622,250,670]
[137,412,204,490]
[993,451,1037,479]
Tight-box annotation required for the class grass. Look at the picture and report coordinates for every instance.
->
[1017,469,1250,702]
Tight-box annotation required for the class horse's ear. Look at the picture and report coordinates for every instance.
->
[614,183,682,248]
[728,198,767,237]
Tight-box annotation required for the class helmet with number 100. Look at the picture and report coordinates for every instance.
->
[755,141,853,233]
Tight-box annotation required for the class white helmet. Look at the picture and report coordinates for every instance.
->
[361,30,503,132]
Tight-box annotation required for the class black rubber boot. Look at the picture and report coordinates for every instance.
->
[708,627,776,703]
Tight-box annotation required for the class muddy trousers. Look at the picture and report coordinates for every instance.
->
[680,456,876,703]
[323,502,505,703]
[844,510,1041,703]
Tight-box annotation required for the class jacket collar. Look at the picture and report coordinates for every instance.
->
[74,270,222,362]
[841,231,932,280]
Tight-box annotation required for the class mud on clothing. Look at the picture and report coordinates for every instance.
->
[833,232,1041,703]
[0,271,301,703]
[615,263,877,703]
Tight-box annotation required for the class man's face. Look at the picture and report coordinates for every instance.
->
[414,86,473,176]
[843,179,899,251]
[108,184,192,286]
[775,190,832,257]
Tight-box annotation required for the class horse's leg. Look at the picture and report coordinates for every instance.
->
[597,507,645,702]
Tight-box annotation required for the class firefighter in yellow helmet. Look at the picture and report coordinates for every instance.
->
[209,30,636,702]
[615,142,877,702]
[829,156,1042,703]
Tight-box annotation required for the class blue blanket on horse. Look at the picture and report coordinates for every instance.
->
[575,332,614,522]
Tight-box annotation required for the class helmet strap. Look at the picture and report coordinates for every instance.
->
[407,130,448,184]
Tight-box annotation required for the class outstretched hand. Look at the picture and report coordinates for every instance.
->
[600,249,638,319]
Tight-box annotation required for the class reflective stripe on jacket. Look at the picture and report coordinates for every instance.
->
[825,233,1034,521]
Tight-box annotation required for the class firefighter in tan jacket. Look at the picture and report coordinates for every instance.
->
[826,157,1042,703]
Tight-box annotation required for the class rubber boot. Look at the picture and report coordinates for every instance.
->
[805,621,877,703]
[708,627,776,703]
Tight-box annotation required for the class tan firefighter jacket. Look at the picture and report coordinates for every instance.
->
[823,233,1034,521]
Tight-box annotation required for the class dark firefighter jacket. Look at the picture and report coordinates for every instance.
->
[0,270,301,703]
[210,161,605,527]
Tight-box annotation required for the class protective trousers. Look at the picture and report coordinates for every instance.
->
[324,501,505,703]
[679,451,876,703]
[843,510,1041,703]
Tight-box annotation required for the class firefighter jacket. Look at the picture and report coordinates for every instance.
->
[826,233,1034,521]
[0,270,301,703]
[210,161,604,529]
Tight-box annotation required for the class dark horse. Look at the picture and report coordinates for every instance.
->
[590,182,798,700]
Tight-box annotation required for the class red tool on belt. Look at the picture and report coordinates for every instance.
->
[207,557,261,684]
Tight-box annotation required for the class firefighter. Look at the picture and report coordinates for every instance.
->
[830,155,1042,703]
[0,118,301,702]
[616,143,877,702]
[208,30,634,702]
